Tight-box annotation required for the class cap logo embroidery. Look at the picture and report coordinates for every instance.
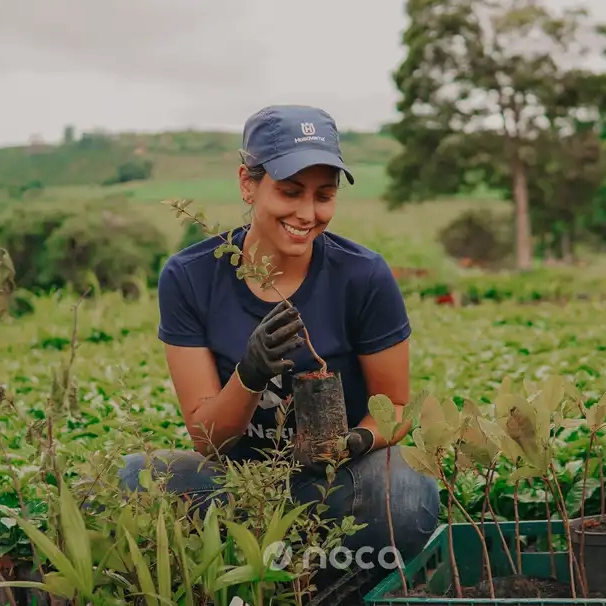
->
[301,122,315,136]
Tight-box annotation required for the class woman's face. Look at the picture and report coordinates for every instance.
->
[240,164,339,258]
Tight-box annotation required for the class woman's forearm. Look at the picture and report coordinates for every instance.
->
[186,371,262,456]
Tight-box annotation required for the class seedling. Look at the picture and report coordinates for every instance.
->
[371,375,606,601]
[163,199,349,464]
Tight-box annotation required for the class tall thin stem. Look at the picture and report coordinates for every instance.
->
[543,470,581,599]
[601,450,605,521]
[483,466,517,576]
[545,488,556,579]
[579,431,596,593]
[385,445,407,595]
[514,480,522,575]
[440,470,495,599]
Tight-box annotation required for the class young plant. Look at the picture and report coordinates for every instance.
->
[163,198,328,376]
[164,199,353,468]
[493,375,589,599]
[396,393,496,598]
[575,389,606,592]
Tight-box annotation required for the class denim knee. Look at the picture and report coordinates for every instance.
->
[118,450,223,497]
[344,446,440,562]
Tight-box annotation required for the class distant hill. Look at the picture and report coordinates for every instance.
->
[0,128,400,189]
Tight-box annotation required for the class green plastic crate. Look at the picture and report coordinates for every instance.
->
[364,520,606,605]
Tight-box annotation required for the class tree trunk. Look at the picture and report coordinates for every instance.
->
[512,157,533,270]
[561,231,572,263]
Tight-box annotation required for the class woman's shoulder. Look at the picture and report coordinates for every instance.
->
[159,229,241,294]
[322,231,391,277]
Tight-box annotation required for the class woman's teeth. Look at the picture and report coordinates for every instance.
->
[281,222,311,237]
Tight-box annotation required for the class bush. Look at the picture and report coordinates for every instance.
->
[102,159,153,185]
[438,208,514,266]
[0,203,74,291]
[0,201,169,294]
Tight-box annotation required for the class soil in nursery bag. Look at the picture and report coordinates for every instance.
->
[386,574,605,600]
[582,518,606,533]
[292,370,349,463]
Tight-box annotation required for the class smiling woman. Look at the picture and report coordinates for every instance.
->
[119,104,439,577]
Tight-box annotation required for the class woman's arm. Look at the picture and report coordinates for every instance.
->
[357,338,412,449]
[352,254,414,450]
[164,344,262,456]
[157,255,305,456]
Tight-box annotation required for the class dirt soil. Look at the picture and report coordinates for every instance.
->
[582,518,606,533]
[298,369,334,380]
[387,574,605,601]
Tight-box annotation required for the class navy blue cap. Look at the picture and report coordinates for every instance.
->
[241,104,354,185]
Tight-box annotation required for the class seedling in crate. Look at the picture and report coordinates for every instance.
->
[492,376,589,598]
[368,391,428,597]
[571,388,606,595]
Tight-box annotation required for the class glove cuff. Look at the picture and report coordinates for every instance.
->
[352,426,375,454]
[235,363,267,394]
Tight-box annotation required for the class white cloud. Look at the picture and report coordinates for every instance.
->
[0,0,603,146]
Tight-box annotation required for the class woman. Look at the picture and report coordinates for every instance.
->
[120,104,439,572]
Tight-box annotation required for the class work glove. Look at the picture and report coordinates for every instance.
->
[294,427,375,475]
[236,300,305,393]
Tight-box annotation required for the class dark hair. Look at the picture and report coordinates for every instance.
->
[239,149,266,182]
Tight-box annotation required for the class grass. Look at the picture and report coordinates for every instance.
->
[2,289,605,522]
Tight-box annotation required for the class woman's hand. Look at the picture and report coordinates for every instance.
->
[236,300,305,393]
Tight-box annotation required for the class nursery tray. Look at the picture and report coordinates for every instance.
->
[364,520,606,605]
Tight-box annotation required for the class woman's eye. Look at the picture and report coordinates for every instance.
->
[283,190,300,198]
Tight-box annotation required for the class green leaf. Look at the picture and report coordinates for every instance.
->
[509,466,541,483]
[124,530,158,606]
[213,564,259,591]
[399,445,440,477]
[59,479,94,595]
[565,477,601,517]
[230,253,240,266]
[172,517,194,606]
[43,572,77,600]
[0,505,85,595]
[156,507,171,603]
[0,580,74,599]
[261,502,309,559]
[368,394,397,441]
[224,521,263,572]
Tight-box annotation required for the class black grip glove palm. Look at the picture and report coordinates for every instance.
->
[236,300,305,393]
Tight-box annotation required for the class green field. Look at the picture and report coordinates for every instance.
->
[2,288,605,522]
[2,128,606,603]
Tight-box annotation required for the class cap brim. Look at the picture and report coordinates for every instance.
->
[263,149,354,185]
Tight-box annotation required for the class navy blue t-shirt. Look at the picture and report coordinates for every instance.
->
[157,226,412,460]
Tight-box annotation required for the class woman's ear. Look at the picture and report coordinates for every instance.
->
[238,164,256,205]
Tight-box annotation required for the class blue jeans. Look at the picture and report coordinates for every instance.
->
[119,445,439,569]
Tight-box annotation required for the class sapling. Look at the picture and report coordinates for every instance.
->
[576,391,606,592]
[367,392,427,596]
[163,199,328,374]
[164,199,351,465]
[399,393,497,599]
[458,398,518,577]
[494,375,588,599]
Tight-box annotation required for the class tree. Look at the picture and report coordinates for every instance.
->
[386,0,606,270]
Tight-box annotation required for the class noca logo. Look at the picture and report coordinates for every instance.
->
[262,541,404,572]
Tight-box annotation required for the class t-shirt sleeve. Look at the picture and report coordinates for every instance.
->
[353,254,412,355]
[157,255,208,347]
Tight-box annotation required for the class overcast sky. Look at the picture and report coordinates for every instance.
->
[1,0,604,147]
